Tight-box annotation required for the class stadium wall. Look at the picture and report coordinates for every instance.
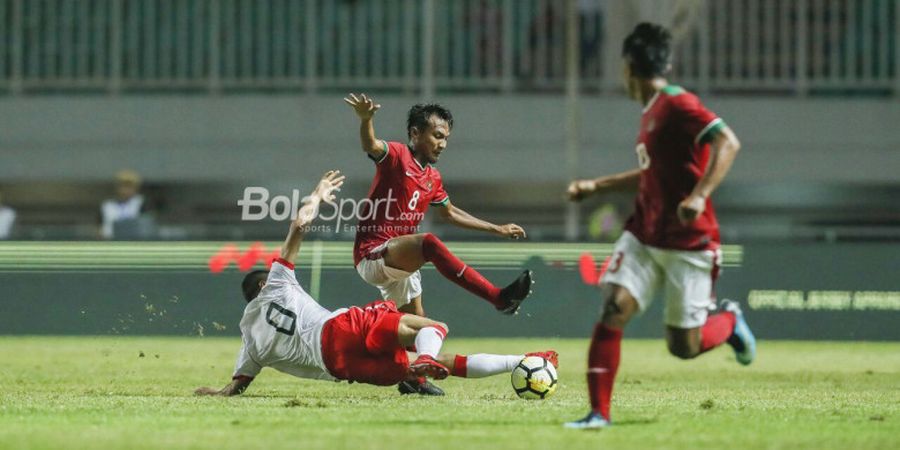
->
[1,241,897,340]
[2,95,898,185]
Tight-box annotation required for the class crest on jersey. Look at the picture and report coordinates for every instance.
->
[425,179,434,191]
[646,119,656,133]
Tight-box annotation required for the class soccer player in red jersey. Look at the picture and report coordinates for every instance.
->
[344,94,534,395]
[563,23,757,429]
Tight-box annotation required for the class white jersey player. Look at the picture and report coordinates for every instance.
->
[195,170,558,397]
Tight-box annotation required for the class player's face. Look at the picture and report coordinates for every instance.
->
[411,116,451,165]
[115,181,139,201]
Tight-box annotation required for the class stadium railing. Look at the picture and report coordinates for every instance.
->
[0,0,895,96]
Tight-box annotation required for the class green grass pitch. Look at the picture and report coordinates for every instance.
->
[0,337,897,450]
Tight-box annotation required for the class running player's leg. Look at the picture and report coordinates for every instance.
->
[664,303,755,363]
[566,232,660,429]
[657,248,751,362]
[383,233,533,312]
[564,285,638,429]
[591,285,638,413]
[666,319,734,359]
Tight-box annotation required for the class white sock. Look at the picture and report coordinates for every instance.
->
[459,354,523,378]
[414,326,446,358]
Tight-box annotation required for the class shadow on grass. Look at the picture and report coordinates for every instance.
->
[371,417,660,427]
[611,417,658,426]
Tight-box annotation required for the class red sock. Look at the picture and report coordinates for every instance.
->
[451,354,468,377]
[699,312,736,353]
[587,323,622,421]
[421,233,502,307]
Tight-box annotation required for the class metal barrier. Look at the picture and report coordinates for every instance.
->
[0,0,896,95]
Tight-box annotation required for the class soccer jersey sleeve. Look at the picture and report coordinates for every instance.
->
[429,171,450,207]
[671,94,726,146]
[368,140,404,167]
[233,342,262,379]
[265,258,299,287]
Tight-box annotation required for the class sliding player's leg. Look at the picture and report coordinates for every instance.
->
[396,313,450,379]
[380,290,442,395]
[436,350,558,378]
[383,233,533,314]
[329,304,447,387]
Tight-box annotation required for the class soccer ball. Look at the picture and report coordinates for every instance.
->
[510,356,558,400]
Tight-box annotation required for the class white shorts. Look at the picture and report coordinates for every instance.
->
[355,241,422,305]
[601,231,721,329]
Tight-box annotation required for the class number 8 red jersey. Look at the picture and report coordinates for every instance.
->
[625,85,727,251]
[353,141,450,265]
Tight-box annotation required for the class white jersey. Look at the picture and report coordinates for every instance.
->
[0,206,15,239]
[233,259,347,381]
[100,195,144,239]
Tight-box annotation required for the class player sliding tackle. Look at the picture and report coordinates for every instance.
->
[344,94,534,395]
[195,170,556,396]
[564,23,757,429]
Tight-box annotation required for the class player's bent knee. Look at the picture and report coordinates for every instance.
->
[666,341,699,360]
[433,321,449,336]
[399,313,447,335]
[396,321,418,346]
[600,293,638,328]
[420,232,439,250]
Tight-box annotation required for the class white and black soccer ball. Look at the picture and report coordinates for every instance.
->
[510,356,558,400]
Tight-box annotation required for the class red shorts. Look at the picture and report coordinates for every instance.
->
[321,300,410,386]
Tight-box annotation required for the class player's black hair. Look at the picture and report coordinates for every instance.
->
[241,270,269,302]
[407,103,453,139]
[622,22,672,78]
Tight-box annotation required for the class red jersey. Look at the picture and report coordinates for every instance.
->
[353,141,450,265]
[625,85,726,251]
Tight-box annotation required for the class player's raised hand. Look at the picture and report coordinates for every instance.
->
[677,194,706,225]
[498,224,527,240]
[343,93,381,120]
[567,179,597,201]
[311,169,346,203]
[297,170,345,226]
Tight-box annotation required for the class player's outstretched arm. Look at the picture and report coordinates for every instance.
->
[437,200,526,240]
[280,170,346,264]
[343,93,387,161]
[677,126,741,224]
[567,168,642,201]
[194,375,253,397]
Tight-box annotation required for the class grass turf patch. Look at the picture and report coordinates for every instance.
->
[0,337,897,450]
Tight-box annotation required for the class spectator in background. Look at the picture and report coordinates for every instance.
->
[0,189,16,240]
[579,0,604,76]
[99,170,153,240]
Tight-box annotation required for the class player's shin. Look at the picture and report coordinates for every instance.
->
[698,311,736,354]
[420,233,503,307]
[588,323,622,421]
[414,325,447,357]
[450,354,522,378]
